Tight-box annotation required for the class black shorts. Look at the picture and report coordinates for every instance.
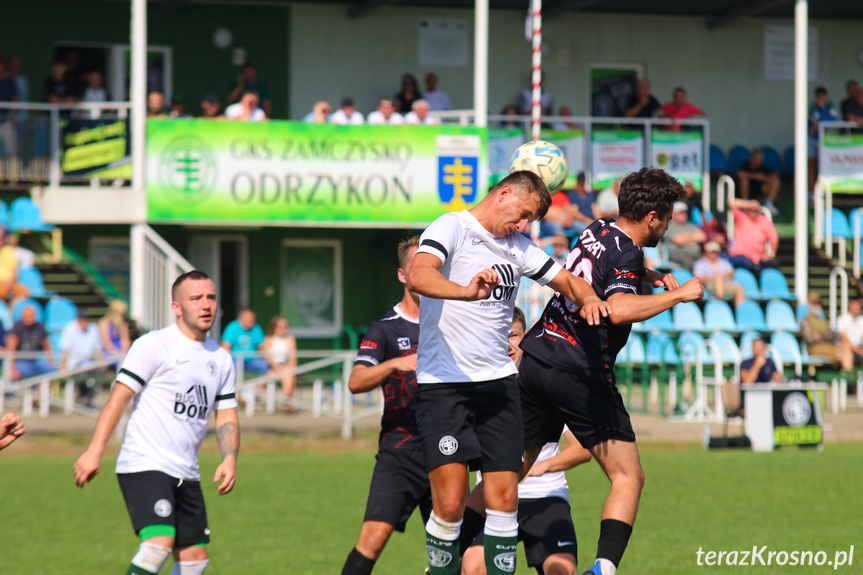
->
[117,471,210,547]
[416,376,524,473]
[469,497,577,570]
[519,354,636,450]
[363,448,433,532]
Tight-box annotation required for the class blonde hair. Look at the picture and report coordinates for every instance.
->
[102,299,128,330]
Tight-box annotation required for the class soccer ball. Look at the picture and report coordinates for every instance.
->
[509,140,568,194]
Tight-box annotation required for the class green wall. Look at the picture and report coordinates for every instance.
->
[0,0,289,118]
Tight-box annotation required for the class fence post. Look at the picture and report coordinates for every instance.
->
[333,380,342,415]
[266,380,276,414]
[23,385,33,416]
[65,379,75,413]
[312,379,323,417]
[839,377,847,412]
[341,379,353,440]
[39,379,50,418]
[831,378,839,414]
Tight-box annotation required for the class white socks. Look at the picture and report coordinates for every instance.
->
[484,509,518,538]
[131,542,172,574]
[169,559,209,575]
[426,511,463,541]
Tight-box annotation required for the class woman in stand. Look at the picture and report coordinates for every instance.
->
[262,316,298,413]
[99,300,131,365]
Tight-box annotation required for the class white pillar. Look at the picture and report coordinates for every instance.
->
[131,0,147,191]
[473,0,488,127]
[794,0,809,301]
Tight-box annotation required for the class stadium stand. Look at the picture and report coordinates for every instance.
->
[679,331,712,364]
[760,268,796,300]
[782,145,795,175]
[735,300,768,332]
[704,299,739,333]
[708,331,741,364]
[733,268,762,300]
[9,197,55,232]
[728,145,750,172]
[673,301,705,332]
[18,267,53,298]
[709,144,727,172]
[45,296,78,334]
[647,332,681,365]
[12,298,44,323]
[760,145,782,173]
[765,300,799,333]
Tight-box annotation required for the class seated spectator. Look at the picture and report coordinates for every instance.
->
[842,81,863,125]
[44,61,78,104]
[665,202,706,270]
[262,316,298,412]
[624,79,662,118]
[98,299,131,360]
[565,172,597,236]
[7,233,34,270]
[329,97,364,125]
[196,93,222,118]
[423,72,451,111]
[169,93,189,118]
[737,148,780,214]
[7,304,54,381]
[551,106,579,130]
[221,308,269,374]
[595,179,621,218]
[59,310,104,407]
[541,188,575,238]
[302,100,332,123]
[726,198,779,270]
[693,241,745,306]
[404,99,438,125]
[498,105,521,128]
[395,73,421,114]
[840,80,859,121]
[661,87,706,130]
[0,230,29,304]
[146,90,169,117]
[538,233,570,265]
[228,62,272,118]
[808,86,838,191]
[82,70,107,119]
[367,98,404,125]
[802,292,852,370]
[225,91,267,122]
[740,338,783,385]
[837,298,863,367]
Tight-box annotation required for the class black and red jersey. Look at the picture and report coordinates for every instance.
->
[520,218,645,383]
[355,305,421,450]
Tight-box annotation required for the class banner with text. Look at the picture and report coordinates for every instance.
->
[650,131,703,190]
[819,133,863,193]
[488,128,586,190]
[62,118,132,179]
[146,120,488,225]
[590,130,644,190]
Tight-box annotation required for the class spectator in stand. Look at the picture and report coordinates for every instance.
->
[737,148,781,215]
[837,298,863,367]
[367,98,404,125]
[726,198,779,271]
[682,180,705,224]
[8,57,29,109]
[196,93,222,118]
[261,316,298,412]
[98,299,131,361]
[169,93,189,118]
[662,87,706,131]
[0,229,29,304]
[802,292,853,370]
[59,309,104,407]
[566,172,597,235]
[693,241,745,306]
[423,72,451,111]
[7,234,34,269]
[82,70,107,119]
[595,178,621,218]
[499,104,521,128]
[517,72,553,115]
[740,338,783,385]
[404,99,438,125]
[395,73,421,115]
[302,100,332,123]
[228,62,272,118]
[221,307,269,375]
[7,304,54,381]
[61,49,83,95]
[44,61,78,103]
[329,97,364,125]
[665,201,707,270]
[808,86,838,191]
[225,91,267,122]
[0,59,18,156]
[624,79,662,118]
[843,86,863,126]
[146,90,169,117]
[551,106,579,130]
[840,79,859,121]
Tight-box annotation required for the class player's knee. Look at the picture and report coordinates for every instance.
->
[175,544,208,562]
[461,547,487,575]
[485,483,518,511]
[543,555,577,575]
[356,524,392,559]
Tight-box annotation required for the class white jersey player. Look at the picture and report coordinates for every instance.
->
[74,271,240,575]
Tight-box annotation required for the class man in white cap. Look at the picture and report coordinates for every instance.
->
[665,201,706,270]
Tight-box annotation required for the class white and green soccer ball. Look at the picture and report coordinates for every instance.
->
[508,140,568,194]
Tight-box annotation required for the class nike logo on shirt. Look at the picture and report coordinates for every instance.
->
[471,238,483,245]
[176,359,190,364]
[558,540,574,547]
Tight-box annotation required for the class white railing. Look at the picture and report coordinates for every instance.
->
[828,266,849,332]
[130,223,194,331]
[715,174,736,238]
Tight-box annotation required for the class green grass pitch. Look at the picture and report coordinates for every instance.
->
[0,443,859,574]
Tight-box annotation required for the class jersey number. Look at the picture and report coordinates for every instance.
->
[565,248,594,285]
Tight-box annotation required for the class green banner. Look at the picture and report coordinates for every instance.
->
[650,131,704,191]
[590,130,644,190]
[146,120,488,225]
[819,133,863,193]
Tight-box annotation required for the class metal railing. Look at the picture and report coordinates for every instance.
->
[828,266,849,331]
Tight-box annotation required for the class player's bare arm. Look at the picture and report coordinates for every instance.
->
[348,354,417,394]
[546,270,613,326]
[526,430,591,477]
[644,268,679,290]
[73,382,137,487]
[407,252,500,301]
[605,277,704,325]
[214,407,240,495]
[0,412,25,450]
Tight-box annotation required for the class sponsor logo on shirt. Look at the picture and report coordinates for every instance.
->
[397,337,411,351]
[206,360,217,377]
[614,268,639,280]
[174,383,209,420]
[580,228,607,259]
[360,340,378,350]
[605,283,639,295]
[489,263,516,301]
[541,318,578,346]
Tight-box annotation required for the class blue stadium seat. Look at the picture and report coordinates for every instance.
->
[733,268,762,300]
[782,146,795,175]
[646,332,680,365]
[709,144,727,172]
[618,334,646,364]
[679,331,713,364]
[704,299,738,333]
[735,300,768,332]
[641,309,674,332]
[12,298,44,323]
[770,332,807,367]
[824,208,852,239]
[673,301,705,331]
[671,268,694,286]
[739,331,762,360]
[760,146,782,173]
[708,331,741,364]
[849,207,863,237]
[728,145,750,172]
[765,300,799,333]
[0,299,10,331]
[0,200,8,227]
[8,197,55,233]
[796,303,810,323]
[17,267,53,298]
[759,268,795,300]
[45,297,78,334]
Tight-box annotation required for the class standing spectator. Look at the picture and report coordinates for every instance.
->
[221,308,269,375]
[624,79,662,118]
[228,62,271,118]
[837,298,863,367]
[394,73,421,115]
[692,241,745,306]
[840,80,859,122]
[665,202,707,270]
[367,98,404,125]
[661,87,706,130]
[224,91,267,122]
[44,61,78,103]
[146,90,169,117]
[99,299,131,360]
[566,172,597,236]
[7,56,29,108]
[517,72,553,115]
[726,198,779,270]
[196,93,221,118]
[740,338,783,384]
[808,86,838,191]
[404,99,438,125]
[842,86,863,125]
[737,148,781,214]
[7,304,54,381]
[0,230,28,304]
[0,59,18,157]
[59,310,104,407]
[82,70,107,119]
[302,100,332,123]
[802,292,852,370]
[330,97,364,125]
[423,72,451,111]
[169,93,189,118]
[595,179,621,218]
[262,316,298,411]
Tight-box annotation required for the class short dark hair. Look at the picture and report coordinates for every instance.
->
[815,86,828,97]
[512,306,526,331]
[492,170,552,220]
[397,235,420,267]
[617,167,685,222]
[171,270,211,301]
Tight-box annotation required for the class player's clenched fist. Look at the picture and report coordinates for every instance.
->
[462,268,501,301]
[677,278,705,302]
[0,412,25,451]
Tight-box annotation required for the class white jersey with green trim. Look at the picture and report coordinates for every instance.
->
[115,323,238,481]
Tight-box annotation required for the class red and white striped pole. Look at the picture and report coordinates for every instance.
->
[530,0,543,142]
